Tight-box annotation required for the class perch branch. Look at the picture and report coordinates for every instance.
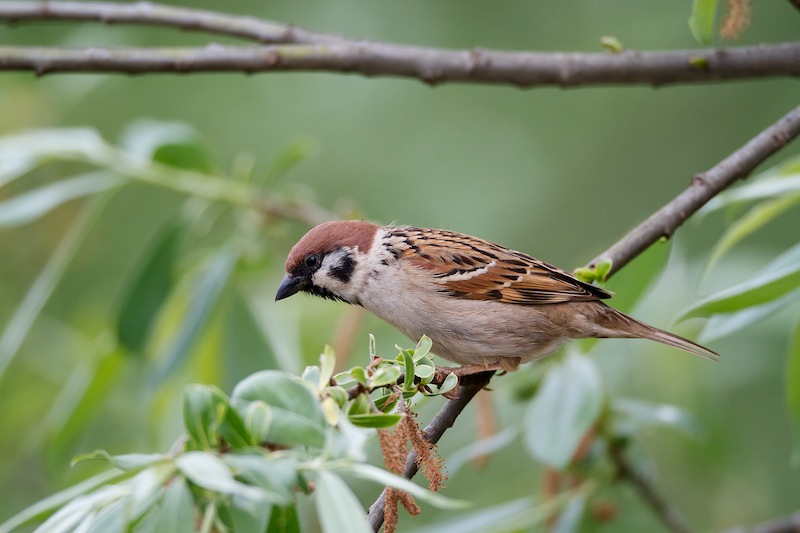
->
[366,371,495,531]
[725,511,800,533]
[589,104,800,276]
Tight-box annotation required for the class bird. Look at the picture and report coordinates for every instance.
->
[275,220,718,374]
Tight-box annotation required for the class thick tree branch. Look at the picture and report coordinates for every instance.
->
[0,43,799,87]
[589,104,800,275]
[1,2,800,86]
[366,371,495,531]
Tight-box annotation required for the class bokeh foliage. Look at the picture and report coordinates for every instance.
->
[1,1,800,531]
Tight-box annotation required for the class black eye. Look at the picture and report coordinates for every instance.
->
[304,254,319,268]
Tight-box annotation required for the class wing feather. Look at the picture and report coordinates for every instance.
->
[391,227,611,305]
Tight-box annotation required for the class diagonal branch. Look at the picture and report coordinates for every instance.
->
[364,105,800,532]
[589,104,800,276]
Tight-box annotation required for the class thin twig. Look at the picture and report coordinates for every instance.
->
[0,43,799,87]
[0,0,344,44]
[610,444,691,533]
[588,104,800,276]
[366,371,495,531]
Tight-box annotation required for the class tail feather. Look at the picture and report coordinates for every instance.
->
[594,304,720,362]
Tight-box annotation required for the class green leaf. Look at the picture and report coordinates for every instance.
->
[524,353,603,469]
[267,506,301,533]
[0,196,109,380]
[220,493,271,533]
[609,398,701,439]
[72,450,167,471]
[678,244,800,320]
[413,336,433,362]
[786,319,800,454]
[183,384,230,451]
[425,372,459,396]
[336,463,468,509]
[689,0,718,45]
[0,172,122,227]
[705,193,800,275]
[0,469,125,533]
[0,128,110,189]
[232,371,326,448]
[401,350,416,392]
[117,221,183,353]
[149,477,195,533]
[552,493,586,533]
[319,345,336,390]
[154,246,238,381]
[260,137,318,184]
[175,451,263,500]
[313,471,371,533]
[223,454,296,504]
[244,400,273,445]
[699,287,800,343]
[348,413,403,429]
[369,364,402,388]
[704,175,800,210]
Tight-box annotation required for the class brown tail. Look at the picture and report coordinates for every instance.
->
[593,304,719,362]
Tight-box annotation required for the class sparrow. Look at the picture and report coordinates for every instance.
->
[275,221,718,373]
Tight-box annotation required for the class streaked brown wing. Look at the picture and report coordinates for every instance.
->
[393,227,611,304]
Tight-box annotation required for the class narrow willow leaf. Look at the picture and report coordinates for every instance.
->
[336,463,467,509]
[0,196,109,380]
[552,493,586,533]
[313,471,371,533]
[678,257,800,320]
[401,350,416,392]
[0,128,110,189]
[175,452,262,500]
[117,220,183,353]
[689,0,718,45]
[610,398,701,439]
[705,175,800,210]
[699,287,800,343]
[154,247,238,381]
[0,172,122,227]
[705,193,800,274]
[0,470,125,533]
[71,450,166,471]
[524,353,603,469]
[319,346,336,390]
[149,477,194,533]
[267,506,301,533]
[348,413,403,429]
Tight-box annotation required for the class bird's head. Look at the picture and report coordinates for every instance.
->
[275,220,378,304]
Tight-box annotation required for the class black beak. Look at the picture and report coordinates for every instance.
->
[275,274,304,301]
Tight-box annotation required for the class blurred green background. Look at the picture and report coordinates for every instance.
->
[1,1,799,531]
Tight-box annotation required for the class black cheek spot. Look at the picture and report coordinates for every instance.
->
[330,253,356,283]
